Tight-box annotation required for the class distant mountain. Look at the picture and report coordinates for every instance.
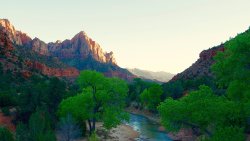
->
[128,68,174,82]
[0,19,134,80]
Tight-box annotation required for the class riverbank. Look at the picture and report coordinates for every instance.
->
[95,122,139,141]
[126,107,197,141]
[74,122,139,141]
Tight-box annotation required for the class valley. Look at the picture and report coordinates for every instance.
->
[0,16,250,141]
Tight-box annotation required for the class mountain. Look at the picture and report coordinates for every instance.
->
[128,68,174,82]
[171,45,224,82]
[0,19,134,80]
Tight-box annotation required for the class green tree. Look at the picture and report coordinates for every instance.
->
[140,84,163,112]
[212,29,250,131]
[127,78,155,105]
[0,126,14,141]
[212,29,250,101]
[16,123,30,141]
[58,70,128,134]
[158,85,245,140]
[26,110,56,141]
[162,80,184,99]
[209,126,245,141]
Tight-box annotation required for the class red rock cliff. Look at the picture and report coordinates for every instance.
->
[171,45,225,81]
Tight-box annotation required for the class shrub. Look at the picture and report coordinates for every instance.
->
[0,126,15,141]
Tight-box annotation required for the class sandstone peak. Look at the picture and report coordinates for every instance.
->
[0,19,23,45]
[0,19,15,33]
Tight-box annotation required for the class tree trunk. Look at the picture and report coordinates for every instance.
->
[88,120,92,134]
[93,118,96,132]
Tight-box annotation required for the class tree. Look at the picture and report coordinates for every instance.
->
[158,85,245,140]
[210,126,245,141]
[0,126,14,141]
[58,70,128,134]
[16,123,30,141]
[212,29,250,131]
[140,84,163,112]
[57,114,81,141]
[212,29,250,102]
[17,110,57,141]
[127,78,155,104]
[162,80,184,99]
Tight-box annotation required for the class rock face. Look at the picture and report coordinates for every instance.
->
[31,38,49,55]
[0,19,133,80]
[48,31,117,66]
[0,22,79,78]
[0,19,23,45]
[171,45,225,81]
[32,61,79,77]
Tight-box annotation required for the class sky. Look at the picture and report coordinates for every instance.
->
[1,0,250,74]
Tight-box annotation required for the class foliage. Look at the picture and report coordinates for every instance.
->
[162,80,184,99]
[58,70,129,134]
[58,93,93,122]
[0,61,72,126]
[1,107,10,116]
[162,76,219,100]
[0,93,17,107]
[127,78,159,109]
[140,84,163,111]
[57,114,81,141]
[28,111,56,141]
[212,29,250,102]
[212,28,250,131]
[88,132,99,141]
[16,123,30,141]
[16,110,56,141]
[0,126,15,141]
[158,85,245,138]
[209,126,245,141]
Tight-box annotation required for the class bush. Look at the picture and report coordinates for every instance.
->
[1,107,10,116]
[0,93,14,107]
[88,133,99,141]
[0,126,15,141]
[210,126,245,141]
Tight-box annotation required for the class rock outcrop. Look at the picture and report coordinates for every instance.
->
[171,45,225,81]
[31,38,49,55]
[32,61,79,77]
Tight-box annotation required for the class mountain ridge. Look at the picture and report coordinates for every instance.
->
[128,68,175,82]
[0,19,134,80]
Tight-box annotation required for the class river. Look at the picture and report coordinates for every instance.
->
[126,113,172,141]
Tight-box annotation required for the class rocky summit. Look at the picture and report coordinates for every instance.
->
[0,19,134,80]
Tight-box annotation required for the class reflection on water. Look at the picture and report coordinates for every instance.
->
[126,113,172,141]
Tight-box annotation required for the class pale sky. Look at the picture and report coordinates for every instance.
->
[1,0,250,74]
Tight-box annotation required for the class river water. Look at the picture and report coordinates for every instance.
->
[126,113,172,141]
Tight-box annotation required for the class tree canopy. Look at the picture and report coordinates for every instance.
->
[140,84,163,112]
[58,70,129,133]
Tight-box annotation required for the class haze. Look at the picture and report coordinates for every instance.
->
[1,0,250,74]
